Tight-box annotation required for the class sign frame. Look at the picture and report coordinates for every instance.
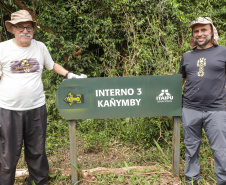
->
[56,75,182,184]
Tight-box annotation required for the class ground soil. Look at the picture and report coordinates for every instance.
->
[16,141,182,184]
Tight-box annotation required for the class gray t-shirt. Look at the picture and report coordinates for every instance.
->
[178,46,226,111]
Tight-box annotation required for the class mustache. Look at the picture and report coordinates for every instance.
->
[19,33,32,38]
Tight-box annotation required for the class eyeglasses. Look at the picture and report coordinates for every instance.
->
[13,25,34,32]
[190,17,212,26]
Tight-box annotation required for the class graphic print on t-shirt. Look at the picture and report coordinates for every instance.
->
[11,58,40,73]
[197,57,206,77]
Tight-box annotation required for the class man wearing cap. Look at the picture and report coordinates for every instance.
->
[0,10,86,185]
[179,17,226,185]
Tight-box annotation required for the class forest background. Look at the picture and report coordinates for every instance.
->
[0,0,226,184]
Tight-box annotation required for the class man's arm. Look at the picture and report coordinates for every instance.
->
[52,63,68,77]
[52,63,87,79]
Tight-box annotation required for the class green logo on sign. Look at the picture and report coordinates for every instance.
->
[64,92,84,105]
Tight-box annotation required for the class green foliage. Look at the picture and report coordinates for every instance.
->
[0,1,225,183]
[46,118,69,153]
[1,0,225,79]
[77,117,174,152]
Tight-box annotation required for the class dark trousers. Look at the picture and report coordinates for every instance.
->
[0,105,49,185]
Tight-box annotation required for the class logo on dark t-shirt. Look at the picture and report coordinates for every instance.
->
[11,58,40,73]
[197,57,206,77]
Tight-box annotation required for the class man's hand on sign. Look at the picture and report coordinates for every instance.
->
[68,73,87,79]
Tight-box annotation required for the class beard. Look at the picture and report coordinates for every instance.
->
[194,34,212,48]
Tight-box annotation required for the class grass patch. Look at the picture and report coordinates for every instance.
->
[15,117,217,184]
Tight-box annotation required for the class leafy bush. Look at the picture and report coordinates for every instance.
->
[77,117,174,152]
[0,0,225,149]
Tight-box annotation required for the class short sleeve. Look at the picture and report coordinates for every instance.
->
[0,44,3,77]
[41,43,55,70]
[178,55,186,78]
[0,64,2,77]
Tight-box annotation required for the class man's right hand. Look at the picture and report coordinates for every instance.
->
[67,73,87,79]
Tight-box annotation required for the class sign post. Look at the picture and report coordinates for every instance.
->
[56,75,182,184]
[69,120,78,183]
[172,116,181,176]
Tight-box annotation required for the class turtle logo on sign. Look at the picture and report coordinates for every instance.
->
[156,89,173,103]
[64,92,84,105]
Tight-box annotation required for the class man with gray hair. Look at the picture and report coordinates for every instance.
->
[179,17,226,185]
[0,10,86,185]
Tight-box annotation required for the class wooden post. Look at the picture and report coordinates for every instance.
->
[172,116,181,176]
[69,120,78,184]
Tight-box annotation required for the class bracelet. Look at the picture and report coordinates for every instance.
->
[65,71,70,79]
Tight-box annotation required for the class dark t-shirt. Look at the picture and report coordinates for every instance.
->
[178,45,226,111]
